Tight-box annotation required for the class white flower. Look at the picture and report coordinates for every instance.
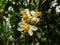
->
[48,9,51,13]
[8,6,13,11]
[18,2,21,4]
[50,0,57,8]
[56,5,60,13]
[51,2,57,7]
[30,11,41,23]
[27,0,30,3]
[3,16,11,30]
[17,22,38,36]
[35,42,40,45]
[53,0,57,2]
[9,35,14,41]
[5,11,8,14]
[13,2,15,4]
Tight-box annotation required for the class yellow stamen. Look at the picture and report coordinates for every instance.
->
[35,11,42,17]
[27,18,32,23]
[23,24,29,32]
[20,10,24,14]
[22,15,28,19]
[20,10,28,20]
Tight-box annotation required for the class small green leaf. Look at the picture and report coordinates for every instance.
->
[36,32,41,39]
[41,37,46,42]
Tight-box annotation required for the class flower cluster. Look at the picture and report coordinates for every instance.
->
[17,9,42,36]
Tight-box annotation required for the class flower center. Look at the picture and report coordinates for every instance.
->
[23,25,29,32]
[26,17,32,23]
[22,15,28,20]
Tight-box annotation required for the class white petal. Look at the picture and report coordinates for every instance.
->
[24,9,31,17]
[31,17,40,23]
[17,27,24,31]
[18,22,23,27]
[28,30,33,36]
[8,6,13,11]
[36,18,40,23]
[18,21,26,27]
[51,2,57,7]
[32,17,37,21]
[27,0,30,3]
[56,5,60,13]
[13,2,15,4]
[24,9,29,12]
[30,11,35,16]
[30,25,38,31]
[35,42,40,45]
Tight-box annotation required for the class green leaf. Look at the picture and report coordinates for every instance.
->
[41,37,46,42]
[36,32,41,39]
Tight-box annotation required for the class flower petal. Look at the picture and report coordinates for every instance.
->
[36,18,40,23]
[32,17,37,22]
[24,9,31,17]
[18,21,26,27]
[28,30,33,36]
[56,5,60,13]
[30,11,35,16]
[30,25,38,31]
[17,27,24,31]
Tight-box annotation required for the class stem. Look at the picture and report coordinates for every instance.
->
[25,33,28,45]
[38,0,42,11]
[6,38,9,45]
[28,0,31,8]
[31,34,35,45]
[33,36,35,45]
[36,0,40,11]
